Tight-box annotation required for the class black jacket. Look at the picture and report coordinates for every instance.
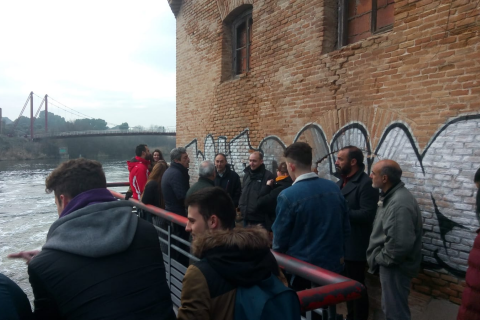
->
[142,180,162,208]
[336,166,379,261]
[0,273,33,320]
[186,177,215,198]
[28,201,175,320]
[161,162,190,216]
[239,164,275,222]
[214,164,242,207]
[257,176,293,230]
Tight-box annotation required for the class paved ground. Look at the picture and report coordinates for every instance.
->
[335,274,459,320]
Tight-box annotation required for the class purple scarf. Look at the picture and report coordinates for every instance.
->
[60,188,117,218]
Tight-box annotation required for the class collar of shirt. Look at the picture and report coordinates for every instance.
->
[292,172,318,185]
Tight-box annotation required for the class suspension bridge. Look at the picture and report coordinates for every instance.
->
[0,92,176,140]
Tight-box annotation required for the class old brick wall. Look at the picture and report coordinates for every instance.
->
[171,0,480,304]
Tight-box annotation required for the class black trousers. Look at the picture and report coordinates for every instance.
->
[344,260,369,320]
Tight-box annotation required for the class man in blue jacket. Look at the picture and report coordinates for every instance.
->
[273,142,351,276]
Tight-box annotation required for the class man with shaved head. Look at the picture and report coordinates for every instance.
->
[239,151,275,227]
[366,160,423,320]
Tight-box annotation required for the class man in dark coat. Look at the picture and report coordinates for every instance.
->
[161,147,190,216]
[161,147,191,266]
[9,159,175,320]
[186,160,215,198]
[335,146,379,320]
[214,153,241,207]
[239,151,275,227]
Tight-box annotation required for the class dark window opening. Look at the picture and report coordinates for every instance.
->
[233,10,252,76]
[338,0,394,48]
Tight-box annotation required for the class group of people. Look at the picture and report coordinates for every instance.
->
[2,141,480,320]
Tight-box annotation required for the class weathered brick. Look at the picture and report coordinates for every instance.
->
[170,0,480,307]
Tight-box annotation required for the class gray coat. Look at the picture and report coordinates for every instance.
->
[337,167,379,261]
[366,182,423,278]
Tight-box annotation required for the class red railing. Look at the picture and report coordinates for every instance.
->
[108,187,365,318]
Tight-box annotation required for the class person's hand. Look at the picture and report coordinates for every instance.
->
[8,250,40,264]
[266,179,274,186]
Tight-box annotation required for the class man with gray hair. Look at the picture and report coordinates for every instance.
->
[367,159,423,320]
[186,160,216,198]
[161,147,191,266]
[162,147,190,216]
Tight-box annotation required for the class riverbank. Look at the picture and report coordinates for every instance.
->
[0,136,57,161]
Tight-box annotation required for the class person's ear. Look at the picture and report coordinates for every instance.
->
[209,215,219,229]
[351,158,357,167]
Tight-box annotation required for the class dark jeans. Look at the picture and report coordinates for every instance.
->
[171,224,191,268]
[344,260,369,320]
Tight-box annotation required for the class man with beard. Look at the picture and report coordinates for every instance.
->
[127,144,151,200]
[239,151,275,227]
[178,187,297,320]
[214,153,242,208]
[335,146,379,320]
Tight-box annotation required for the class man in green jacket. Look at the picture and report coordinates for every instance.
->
[366,160,423,320]
[186,160,216,198]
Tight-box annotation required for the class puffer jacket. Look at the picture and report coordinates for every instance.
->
[457,229,480,320]
[238,164,275,223]
[28,197,175,320]
[177,226,287,320]
[366,182,423,278]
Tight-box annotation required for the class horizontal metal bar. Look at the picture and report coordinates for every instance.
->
[108,187,365,311]
[170,233,192,247]
[170,244,199,262]
[106,182,130,187]
[109,190,188,227]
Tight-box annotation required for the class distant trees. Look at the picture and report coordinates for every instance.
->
[4,111,111,136]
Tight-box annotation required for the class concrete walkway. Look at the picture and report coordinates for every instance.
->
[336,274,459,320]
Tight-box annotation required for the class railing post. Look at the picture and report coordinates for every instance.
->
[328,305,337,320]
[168,222,172,290]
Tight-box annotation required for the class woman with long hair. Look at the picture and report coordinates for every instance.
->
[142,160,168,209]
[151,149,164,167]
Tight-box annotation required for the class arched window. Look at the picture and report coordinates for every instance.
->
[232,9,253,75]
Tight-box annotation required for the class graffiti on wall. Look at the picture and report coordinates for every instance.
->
[184,114,480,277]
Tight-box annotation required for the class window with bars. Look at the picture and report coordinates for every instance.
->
[338,0,394,47]
[232,10,253,76]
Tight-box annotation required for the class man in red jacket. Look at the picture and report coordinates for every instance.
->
[127,144,151,200]
[457,167,480,320]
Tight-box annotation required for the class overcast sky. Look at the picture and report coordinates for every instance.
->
[0,1,176,128]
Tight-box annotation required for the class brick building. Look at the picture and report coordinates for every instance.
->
[167,0,480,307]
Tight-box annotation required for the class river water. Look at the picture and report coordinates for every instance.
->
[0,158,130,302]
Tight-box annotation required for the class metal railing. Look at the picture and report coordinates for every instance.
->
[108,185,365,320]
[32,127,177,139]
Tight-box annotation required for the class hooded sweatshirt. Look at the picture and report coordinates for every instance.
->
[28,192,175,320]
[177,226,286,320]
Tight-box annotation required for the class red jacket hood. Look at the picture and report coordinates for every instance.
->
[127,156,150,172]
